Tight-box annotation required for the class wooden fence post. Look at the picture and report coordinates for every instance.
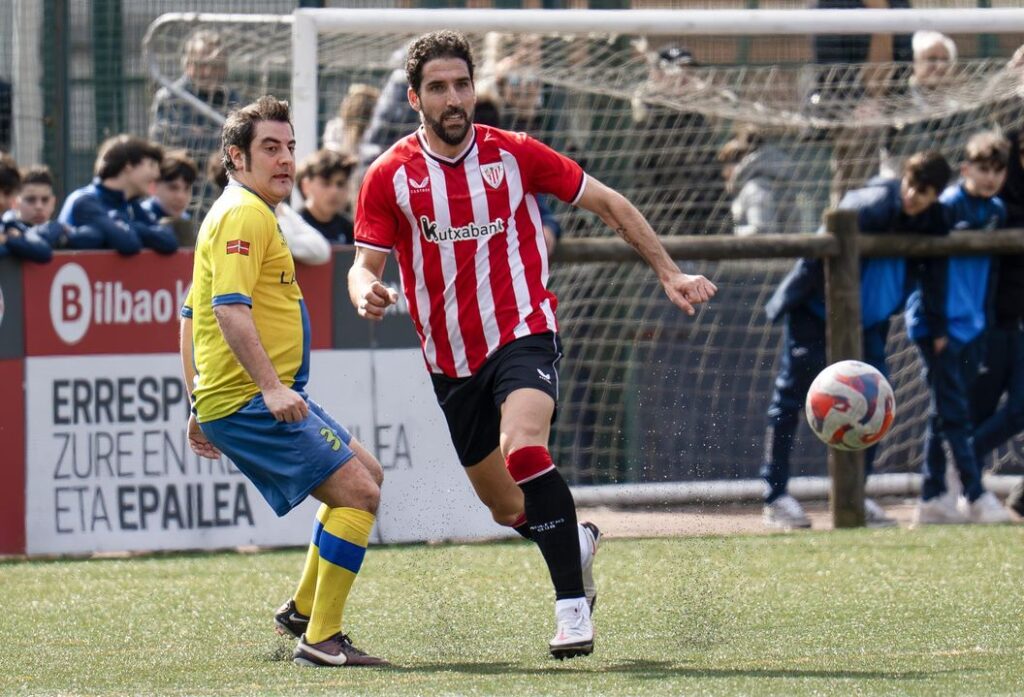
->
[824,209,865,528]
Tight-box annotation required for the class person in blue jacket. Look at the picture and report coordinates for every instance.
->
[58,135,178,255]
[971,128,1024,519]
[0,152,53,263]
[760,149,952,529]
[910,131,1012,526]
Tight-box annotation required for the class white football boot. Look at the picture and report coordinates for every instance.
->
[548,596,594,660]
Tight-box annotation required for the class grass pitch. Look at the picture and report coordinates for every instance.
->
[1,524,1022,696]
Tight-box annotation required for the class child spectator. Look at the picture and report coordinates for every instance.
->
[296,148,357,245]
[0,152,53,263]
[761,150,951,529]
[16,165,58,226]
[142,149,198,247]
[909,131,1012,526]
[58,135,178,255]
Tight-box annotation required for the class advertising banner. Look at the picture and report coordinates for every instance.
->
[0,359,25,553]
[23,355,322,555]
[22,252,334,357]
[0,257,24,359]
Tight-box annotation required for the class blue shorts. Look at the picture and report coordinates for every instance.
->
[199,393,355,516]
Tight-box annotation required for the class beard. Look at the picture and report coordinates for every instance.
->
[425,106,473,146]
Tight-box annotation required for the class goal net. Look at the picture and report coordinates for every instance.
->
[143,9,1024,496]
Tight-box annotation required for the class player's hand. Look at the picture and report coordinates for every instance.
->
[663,272,717,316]
[358,281,399,321]
[933,335,949,355]
[187,413,222,459]
[263,383,308,423]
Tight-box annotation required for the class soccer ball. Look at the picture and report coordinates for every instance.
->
[805,360,895,451]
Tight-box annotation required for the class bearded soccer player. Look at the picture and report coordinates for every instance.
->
[182,95,388,667]
[349,31,717,659]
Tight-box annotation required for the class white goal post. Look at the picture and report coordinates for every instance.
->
[291,7,1024,170]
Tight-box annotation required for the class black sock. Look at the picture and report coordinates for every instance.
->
[513,522,533,540]
[520,469,583,600]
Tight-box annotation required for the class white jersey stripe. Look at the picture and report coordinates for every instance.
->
[498,148,534,340]
[524,193,549,289]
[464,150,501,356]
[424,155,470,377]
[392,166,439,372]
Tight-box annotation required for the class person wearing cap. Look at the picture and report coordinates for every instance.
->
[630,45,726,236]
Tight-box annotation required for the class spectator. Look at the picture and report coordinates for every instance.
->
[58,135,178,255]
[142,149,198,247]
[149,29,242,161]
[481,32,545,135]
[880,31,964,179]
[970,129,1024,520]
[909,131,1012,526]
[359,46,421,169]
[630,45,725,235]
[16,165,58,226]
[296,148,356,245]
[717,126,797,236]
[5,164,101,251]
[322,83,380,159]
[760,150,951,529]
[907,30,958,103]
[0,152,53,263]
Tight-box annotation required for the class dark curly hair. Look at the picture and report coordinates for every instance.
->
[221,95,292,173]
[405,30,475,94]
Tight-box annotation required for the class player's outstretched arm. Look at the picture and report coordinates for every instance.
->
[576,176,717,316]
[179,316,221,459]
[349,247,399,321]
[213,304,309,423]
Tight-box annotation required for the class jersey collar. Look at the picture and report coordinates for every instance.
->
[416,126,477,168]
[227,178,278,214]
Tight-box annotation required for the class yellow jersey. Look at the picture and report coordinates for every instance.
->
[188,183,309,422]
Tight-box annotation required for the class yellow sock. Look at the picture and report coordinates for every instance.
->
[292,504,330,617]
[305,507,375,643]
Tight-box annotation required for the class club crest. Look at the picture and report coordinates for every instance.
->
[481,162,505,189]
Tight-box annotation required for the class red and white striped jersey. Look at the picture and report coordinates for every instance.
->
[355,124,587,378]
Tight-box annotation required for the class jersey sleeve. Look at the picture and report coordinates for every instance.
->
[181,285,194,318]
[355,162,401,252]
[516,134,586,205]
[207,205,274,307]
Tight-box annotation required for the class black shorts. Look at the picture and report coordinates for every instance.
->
[430,332,562,467]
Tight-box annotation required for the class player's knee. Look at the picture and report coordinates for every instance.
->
[349,479,381,515]
[492,509,524,527]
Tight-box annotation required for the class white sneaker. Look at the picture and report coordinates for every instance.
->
[548,597,593,660]
[763,494,811,529]
[962,492,1012,524]
[578,522,601,612]
[864,498,897,528]
[913,493,968,526]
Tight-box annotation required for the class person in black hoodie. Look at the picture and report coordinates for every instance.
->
[759,150,951,529]
[971,128,1024,518]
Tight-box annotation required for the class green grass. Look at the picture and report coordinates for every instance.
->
[1,525,1022,696]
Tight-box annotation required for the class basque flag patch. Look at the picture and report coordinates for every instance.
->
[226,239,250,256]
